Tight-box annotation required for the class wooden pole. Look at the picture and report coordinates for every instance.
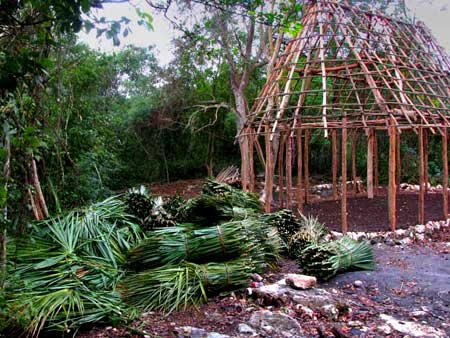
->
[241,134,248,192]
[265,125,273,213]
[396,133,401,185]
[374,133,379,196]
[424,129,429,193]
[352,130,357,195]
[249,128,255,192]
[342,120,348,233]
[286,135,293,209]
[332,129,338,200]
[419,128,425,224]
[367,130,374,199]
[443,129,448,219]
[304,129,310,205]
[296,129,303,211]
[388,121,397,231]
[278,134,285,208]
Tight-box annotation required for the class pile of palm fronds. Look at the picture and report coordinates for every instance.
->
[298,236,374,280]
[123,216,281,313]
[124,185,153,221]
[11,197,142,337]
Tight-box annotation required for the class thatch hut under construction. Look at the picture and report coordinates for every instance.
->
[241,0,450,232]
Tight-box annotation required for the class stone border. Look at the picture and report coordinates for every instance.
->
[327,219,450,246]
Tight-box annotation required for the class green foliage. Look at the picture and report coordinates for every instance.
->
[7,196,142,336]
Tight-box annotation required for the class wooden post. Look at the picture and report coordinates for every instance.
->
[342,120,348,233]
[249,128,255,192]
[296,129,303,211]
[443,129,448,219]
[419,128,425,224]
[265,125,273,213]
[278,134,285,207]
[241,134,248,192]
[388,121,397,231]
[332,129,338,200]
[424,129,429,193]
[286,135,293,209]
[304,129,310,205]
[352,130,357,195]
[374,133,379,196]
[367,130,374,199]
[396,133,401,185]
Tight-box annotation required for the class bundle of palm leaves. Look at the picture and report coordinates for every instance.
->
[260,209,301,245]
[202,179,261,211]
[298,236,374,280]
[128,221,252,269]
[121,259,253,313]
[124,186,153,221]
[289,215,328,257]
[12,197,142,337]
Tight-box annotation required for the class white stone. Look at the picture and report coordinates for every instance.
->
[415,225,426,233]
[377,324,393,335]
[321,304,339,321]
[353,280,363,288]
[380,314,446,337]
[238,323,257,336]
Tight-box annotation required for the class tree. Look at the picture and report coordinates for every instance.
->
[144,0,302,189]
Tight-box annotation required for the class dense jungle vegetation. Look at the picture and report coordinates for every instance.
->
[0,0,447,336]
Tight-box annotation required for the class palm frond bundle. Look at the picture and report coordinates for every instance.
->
[289,215,328,257]
[202,179,261,211]
[128,222,252,269]
[298,236,374,280]
[124,186,153,221]
[260,209,301,244]
[12,196,142,337]
[143,196,178,229]
[121,259,253,313]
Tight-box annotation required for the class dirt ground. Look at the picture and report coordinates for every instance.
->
[148,179,449,232]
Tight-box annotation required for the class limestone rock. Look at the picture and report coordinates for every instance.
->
[285,274,317,290]
[238,323,257,336]
[248,310,306,338]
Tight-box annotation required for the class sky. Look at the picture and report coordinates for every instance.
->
[78,0,450,64]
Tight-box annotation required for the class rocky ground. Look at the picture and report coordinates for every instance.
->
[80,226,449,338]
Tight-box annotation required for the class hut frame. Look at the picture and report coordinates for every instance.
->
[241,0,450,232]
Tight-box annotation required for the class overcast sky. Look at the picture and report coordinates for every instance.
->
[78,0,450,64]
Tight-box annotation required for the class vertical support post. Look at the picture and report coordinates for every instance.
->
[396,133,401,186]
[419,128,425,224]
[367,129,374,199]
[424,129,429,193]
[304,129,310,205]
[296,129,303,211]
[388,121,397,231]
[443,129,448,219]
[374,133,379,196]
[352,130,357,195]
[241,133,248,192]
[342,119,348,233]
[286,134,293,209]
[278,134,285,208]
[265,125,273,213]
[332,129,338,200]
[249,128,255,192]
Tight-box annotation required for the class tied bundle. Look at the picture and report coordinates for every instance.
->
[128,222,252,269]
[299,236,374,280]
[121,259,253,313]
